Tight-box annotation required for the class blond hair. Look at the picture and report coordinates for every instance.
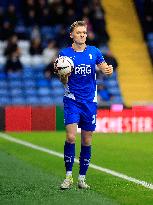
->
[70,21,87,33]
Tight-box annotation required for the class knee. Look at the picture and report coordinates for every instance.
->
[81,131,92,146]
[82,135,92,146]
[66,132,76,144]
[82,137,92,146]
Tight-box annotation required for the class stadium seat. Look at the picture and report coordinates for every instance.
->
[23,66,34,78]
[37,79,50,87]
[52,25,62,35]
[148,41,153,55]
[26,96,39,105]
[15,24,28,40]
[0,80,7,88]
[0,88,9,96]
[51,79,63,88]
[33,69,44,79]
[40,26,55,42]
[10,88,23,96]
[11,96,26,105]
[20,55,32,66]
[38,87,50,96]
[7,72,22,80]
[147,33,153,41]
[56,88,64,96]
[18,40,30,50]
[51,87,64,96]
[0,56,6,67]
[53,96,63,105]
[31,55,44,67]
[0,97,11,105]
[0,64,4,71]
[8,80,23,88]
[0,72,6,79]
[39,96,54,105]
[23,79,36,87]
[33,64,45,70]
[18,40,30,55]
[24,87,37,96]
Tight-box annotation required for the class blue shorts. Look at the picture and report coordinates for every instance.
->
[63,98,97,131]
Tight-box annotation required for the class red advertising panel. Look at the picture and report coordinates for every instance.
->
[32,106,56,131]
[96,108,153,133]
[5,106,32,131]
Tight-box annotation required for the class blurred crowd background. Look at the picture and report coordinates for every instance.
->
[134,0,153,63]
[0,0,152,107]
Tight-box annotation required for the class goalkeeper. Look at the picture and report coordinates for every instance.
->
[54,21,113,189]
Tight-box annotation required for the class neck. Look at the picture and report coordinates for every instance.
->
[72,43,86,51]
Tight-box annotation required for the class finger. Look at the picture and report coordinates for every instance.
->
[105,68,112,73]
[105,69,113,74]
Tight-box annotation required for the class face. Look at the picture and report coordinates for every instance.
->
[70,26,87,45]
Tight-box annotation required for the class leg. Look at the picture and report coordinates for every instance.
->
[64,123,77,173]
[61,123,77,189]
[78,130,93,189]
[77,101,97,189]
[61,98,80,189]
[79,129,92,175]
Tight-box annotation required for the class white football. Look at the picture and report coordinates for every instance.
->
[54,56,74,76]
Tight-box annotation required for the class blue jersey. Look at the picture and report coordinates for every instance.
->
[59,45,105,103]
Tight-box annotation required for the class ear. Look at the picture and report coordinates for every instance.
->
[70,32,73,39]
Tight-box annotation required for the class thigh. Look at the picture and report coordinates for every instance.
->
[78,102,97,131]
[64,98,80,126]
[66,123,78,143]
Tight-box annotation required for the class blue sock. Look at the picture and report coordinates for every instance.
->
[64,141,75,172]
[79,145,91,175]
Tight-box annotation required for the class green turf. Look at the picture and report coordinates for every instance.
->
[0,150,116,205]
[0,132,153,205]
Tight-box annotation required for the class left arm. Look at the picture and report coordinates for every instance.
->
[97,61,113,76]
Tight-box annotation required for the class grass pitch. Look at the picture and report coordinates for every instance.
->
[0,132,153,205]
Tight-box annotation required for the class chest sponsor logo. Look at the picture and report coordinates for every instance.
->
[75,64,91,75]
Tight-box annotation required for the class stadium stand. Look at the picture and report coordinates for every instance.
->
[0,0,123,107]
[103,0,153,107]
[134,0,153,63]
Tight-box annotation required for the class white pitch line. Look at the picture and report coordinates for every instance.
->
[0,132,153,190]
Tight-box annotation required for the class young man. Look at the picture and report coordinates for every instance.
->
[55,21,113,189]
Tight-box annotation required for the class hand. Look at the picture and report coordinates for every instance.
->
[103,65,113,76]
[60,73,71,85]
[53,62,58,75]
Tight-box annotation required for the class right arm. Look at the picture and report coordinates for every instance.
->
[59,74,70,85]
